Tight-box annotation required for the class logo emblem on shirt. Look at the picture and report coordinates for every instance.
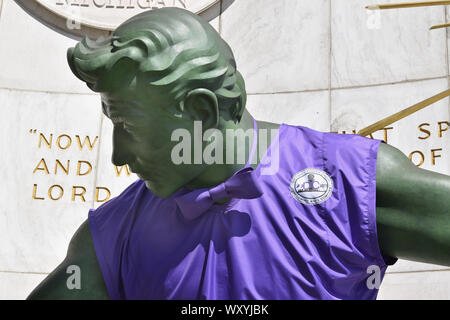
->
[290,168,333,205]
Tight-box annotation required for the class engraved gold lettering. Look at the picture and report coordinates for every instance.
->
[431,148,442,166]
[418,123,431,140]
[55,159,70,175]
[409,150,425,167]
[48,185,64,201]
[38,133,53,149]
[77,161,93,176]
[438,121,449,138]
[114,165,131,177]
[56,134,72,150]
[33,158,50,174]
[381,127,393,143]
[32,184,45,200]
[95,187,111,203]
[75,135,98,151]
[337,129,381,140]
[72,186,87,202]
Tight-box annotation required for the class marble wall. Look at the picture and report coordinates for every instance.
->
[0,0,449,299]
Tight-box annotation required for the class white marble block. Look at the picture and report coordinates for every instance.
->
[0,0,91,94]
[332,0,447,88]
[378,270,450,300]
[247,90,330,132]
[221,0,330,94]
[0,88,102,273]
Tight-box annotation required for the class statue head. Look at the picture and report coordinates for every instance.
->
[67,7,247,198]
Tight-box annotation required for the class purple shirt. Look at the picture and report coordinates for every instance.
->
[88,124,395,300]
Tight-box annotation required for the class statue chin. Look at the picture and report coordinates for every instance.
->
[144,180,177,199]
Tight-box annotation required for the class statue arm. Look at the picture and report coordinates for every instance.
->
[27,220,109,300]
[376,142,450,266]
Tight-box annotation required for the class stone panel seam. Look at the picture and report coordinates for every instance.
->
[328,0,332,132]
[219,0,223,35]
[0,270,49,275]
[446,6,450,116]
[91,113,105,209]
[0,86,96,96]
[246,76,448,96]
[386,268,450,275]
[246,75,448,97]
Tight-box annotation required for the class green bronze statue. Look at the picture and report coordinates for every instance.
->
[27,7,450,300]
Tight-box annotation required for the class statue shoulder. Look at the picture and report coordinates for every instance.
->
[377,142,413,168]
[376,142,415,192]
[27,220,109,300]
[67,220,98,262]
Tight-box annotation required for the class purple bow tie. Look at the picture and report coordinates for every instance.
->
[174,167,264,221]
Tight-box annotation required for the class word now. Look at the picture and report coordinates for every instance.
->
[30,129,98,151]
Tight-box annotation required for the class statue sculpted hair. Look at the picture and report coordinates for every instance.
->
[67,7,246,121]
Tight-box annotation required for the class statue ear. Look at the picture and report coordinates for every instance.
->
[183,89,219,130]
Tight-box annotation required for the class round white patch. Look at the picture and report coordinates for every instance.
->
[290,168,333,205]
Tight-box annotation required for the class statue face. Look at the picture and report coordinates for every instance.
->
[101,88,207,198]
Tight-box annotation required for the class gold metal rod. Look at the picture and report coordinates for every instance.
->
[430,22,450,29]
[366,1,450,10]
[357,89,450,136]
